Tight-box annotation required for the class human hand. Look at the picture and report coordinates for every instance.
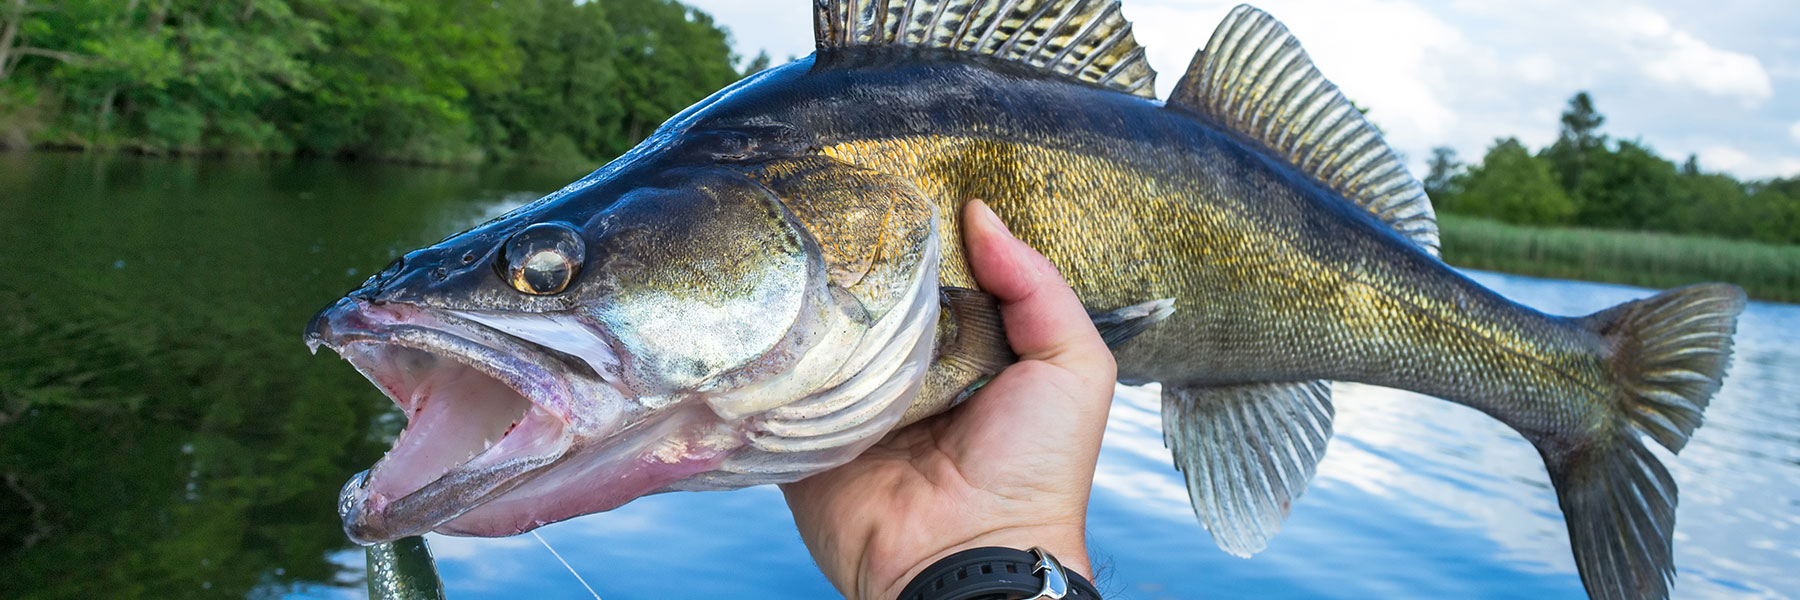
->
[780,199,1119,600]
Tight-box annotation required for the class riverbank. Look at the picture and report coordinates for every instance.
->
[1438,214,1800,303]
[0,142,596,170]
[0,0,743,169]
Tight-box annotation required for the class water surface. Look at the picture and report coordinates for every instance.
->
[0,153,1793,599]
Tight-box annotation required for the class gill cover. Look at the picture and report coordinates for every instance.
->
[579,169,821,398]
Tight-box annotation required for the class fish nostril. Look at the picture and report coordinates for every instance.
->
[378,256,405,279]
[462,251,476,264]
[431,267,448,281]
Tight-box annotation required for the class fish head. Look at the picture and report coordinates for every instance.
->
[307,164,940,544]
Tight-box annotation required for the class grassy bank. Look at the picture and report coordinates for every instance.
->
[1438,214,1800,303]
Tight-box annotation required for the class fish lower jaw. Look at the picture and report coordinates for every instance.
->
[340,401,574,544]
[332,340,583,544]
[429,404,745,537]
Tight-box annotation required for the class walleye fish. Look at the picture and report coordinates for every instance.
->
[304,2,1745,598]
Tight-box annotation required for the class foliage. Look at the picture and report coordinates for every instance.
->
[1540,91,1605,193]
[1429,91,1800,245]
[0,0,748,164]
[1439,214,1800,303]
[1423,146,1458,200]
[1438,138,1575,225]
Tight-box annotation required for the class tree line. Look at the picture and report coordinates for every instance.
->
[0,0,748,164]
[1425,92,1800,245]
[5,2,1795,245]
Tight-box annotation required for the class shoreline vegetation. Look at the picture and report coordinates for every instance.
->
[1439,214,1800,304]
[2,3,1794,299]
[1421,91,1797,303]
[0,0,762,166]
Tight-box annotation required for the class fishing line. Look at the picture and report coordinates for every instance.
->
[532,530,602,600]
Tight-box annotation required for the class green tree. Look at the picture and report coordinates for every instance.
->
[282,0,520,162]
[607,0,739,143]
[1677,169,1751,238]
[468,0,624,163]
[1741,178,1800,244]
[1541,91,1606,198]
[1572,139,1682,229]
[1424,145,1461,203]
[0,0,87,81]
[28,0,321,152]
[743,50,773,76]
[1443,137,1576,225]
[0,0,741,163]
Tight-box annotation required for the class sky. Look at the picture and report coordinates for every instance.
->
[683,0,1800,181]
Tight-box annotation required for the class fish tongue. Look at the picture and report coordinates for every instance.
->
[367,363,529,504]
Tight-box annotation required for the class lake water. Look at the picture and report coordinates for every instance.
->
[1,152,1794,599]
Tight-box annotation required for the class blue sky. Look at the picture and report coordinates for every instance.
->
[686,0,1799,181]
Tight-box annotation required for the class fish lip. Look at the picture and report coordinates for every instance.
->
[307,298,622,545]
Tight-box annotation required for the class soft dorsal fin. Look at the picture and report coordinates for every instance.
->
[813,0,1158,99]
[1171,5,1440,255]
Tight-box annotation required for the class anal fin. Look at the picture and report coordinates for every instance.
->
[1163,380,1334,557]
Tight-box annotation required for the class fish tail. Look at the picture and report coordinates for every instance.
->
[1540,283,1745,600]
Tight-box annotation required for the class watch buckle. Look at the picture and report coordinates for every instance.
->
[1027,547,1070,599]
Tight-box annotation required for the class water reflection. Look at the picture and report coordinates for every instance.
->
[0,153,584,599]
[1,152,1795,599]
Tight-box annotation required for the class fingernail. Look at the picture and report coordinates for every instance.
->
[972,199,1012,237]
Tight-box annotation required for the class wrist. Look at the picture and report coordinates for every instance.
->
[874,525,1089,600]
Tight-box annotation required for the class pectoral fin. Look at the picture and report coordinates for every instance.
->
[1163,380,1335,557]
[902,287,1016,427]
[1089,298,1175,349]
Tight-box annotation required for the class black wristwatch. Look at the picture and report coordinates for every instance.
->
[896,546,1103,600]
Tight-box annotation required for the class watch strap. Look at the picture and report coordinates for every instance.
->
[897,546,1102,600]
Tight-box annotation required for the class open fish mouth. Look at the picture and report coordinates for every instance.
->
[306,299,608,544]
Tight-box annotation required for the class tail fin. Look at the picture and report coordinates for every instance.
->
[1582,283,1746,453]
[1546,284,1745,600]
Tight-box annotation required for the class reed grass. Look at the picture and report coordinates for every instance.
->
[1438,214,1800,304]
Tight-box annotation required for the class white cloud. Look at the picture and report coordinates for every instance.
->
[1127,0,1467,171]
[686,0,1794,181]
[1700,145,1800,179]
[1702,145,1755,172]
[1612,7,1774,106]
[683,1,812,64]
[1513,54,1558,86]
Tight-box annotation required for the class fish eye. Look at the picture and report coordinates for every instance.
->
[501,222,585,295]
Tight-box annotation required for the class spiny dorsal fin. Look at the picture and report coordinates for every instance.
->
[1171,5,1440,256]
[813,0,1158,99]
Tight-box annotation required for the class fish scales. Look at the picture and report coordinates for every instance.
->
[816,127,1601,438]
